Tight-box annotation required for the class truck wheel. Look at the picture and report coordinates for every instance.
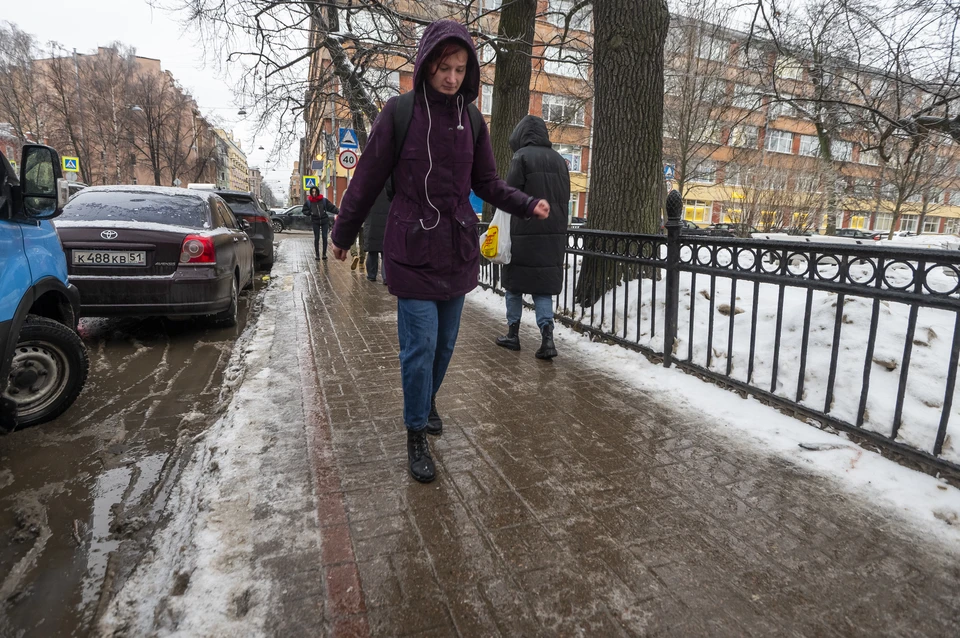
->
[4,317,89,428]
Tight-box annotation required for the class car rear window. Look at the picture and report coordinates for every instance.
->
[62,191,209,228]
[218,195,261,215]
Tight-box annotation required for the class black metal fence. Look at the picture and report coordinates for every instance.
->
[479,192,960,475]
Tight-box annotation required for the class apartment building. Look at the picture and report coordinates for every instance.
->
[301,0,594,218]
[214,129,250,192]
[249,166,262,200]
[664,18,960,234]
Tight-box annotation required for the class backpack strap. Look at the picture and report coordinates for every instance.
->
[386,92,485,200]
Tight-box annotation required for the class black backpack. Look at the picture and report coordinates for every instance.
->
[385,91,483,200]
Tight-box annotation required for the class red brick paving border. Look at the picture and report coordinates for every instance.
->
[297,289,371,638]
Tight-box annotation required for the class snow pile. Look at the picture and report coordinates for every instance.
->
[99,255,317,636]
[536,254,960,463]
[880,234,960,251]
[467,287,960,547]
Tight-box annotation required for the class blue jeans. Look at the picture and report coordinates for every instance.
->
[505,291,554,329]
[397,296,465,430]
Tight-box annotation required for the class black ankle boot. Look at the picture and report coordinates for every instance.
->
[426,395,443,435]
[407,429,436,483]
[535,323,558,360]
[496,322,521,351]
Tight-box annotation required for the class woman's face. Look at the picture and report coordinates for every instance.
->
[310,187,319,197]
[428,47,468,96]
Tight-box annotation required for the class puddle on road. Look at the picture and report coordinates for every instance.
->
[0,282,265,637]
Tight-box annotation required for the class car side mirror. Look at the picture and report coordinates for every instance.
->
[20,145,68,220]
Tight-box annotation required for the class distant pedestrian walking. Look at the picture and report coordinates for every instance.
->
[495,115,570,359]
[363,189,390,285]
[330,19,550,484]
[303,186,338,260]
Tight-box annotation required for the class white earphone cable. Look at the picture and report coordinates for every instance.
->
[421,82,441,231]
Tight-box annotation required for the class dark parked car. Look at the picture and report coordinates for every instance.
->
[55,186,256,326]
[707,223,760,237]
[212,190,275,267]
[570,216,587,228]
[836,228,882,241]
[659,219,712,234]
[271,204,317,232]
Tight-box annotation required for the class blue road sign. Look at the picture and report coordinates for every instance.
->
[663,165,675,181]
[338,128,359,149]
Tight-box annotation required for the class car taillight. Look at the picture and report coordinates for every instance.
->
[251,215,270,224]
[180,235,216,264]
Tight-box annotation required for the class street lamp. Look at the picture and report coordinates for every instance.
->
[129,105,144,112]
[238,108,248,116]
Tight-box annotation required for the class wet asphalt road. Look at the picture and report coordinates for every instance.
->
[0,278,266,637]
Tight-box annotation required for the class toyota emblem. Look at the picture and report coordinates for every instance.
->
[100,230,119,240]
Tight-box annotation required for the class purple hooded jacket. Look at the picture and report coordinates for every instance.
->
[331,20,537,301]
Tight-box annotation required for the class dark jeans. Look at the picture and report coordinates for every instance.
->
[366,252,385,283]
[312,223,328,257]
[397,296,465,430]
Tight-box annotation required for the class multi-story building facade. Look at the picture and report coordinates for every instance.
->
[663,18,960,234]
[289,160,302,206]
[213,129,250,192]
[249,167,262,200]
[301,0,594,219]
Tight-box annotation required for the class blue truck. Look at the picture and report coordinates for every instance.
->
[1,144,88,431]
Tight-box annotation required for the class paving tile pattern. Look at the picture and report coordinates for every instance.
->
[286,235,960,637]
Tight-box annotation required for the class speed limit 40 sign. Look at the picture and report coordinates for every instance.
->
[339,149,358,170]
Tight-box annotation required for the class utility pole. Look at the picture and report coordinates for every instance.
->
[72,49,86,183]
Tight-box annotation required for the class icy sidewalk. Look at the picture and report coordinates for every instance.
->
[101,235,960,637]
[99,244,330,636]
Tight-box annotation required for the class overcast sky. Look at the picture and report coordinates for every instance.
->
[5,0,293,196]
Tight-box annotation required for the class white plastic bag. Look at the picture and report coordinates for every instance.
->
[479,209,512,264]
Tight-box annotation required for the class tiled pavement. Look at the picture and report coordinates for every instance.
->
[283,235,959,637]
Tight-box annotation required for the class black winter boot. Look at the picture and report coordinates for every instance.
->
[426,395,443,435]
[535,323,558,360]
[407,429,436,483]
[496,322,521,351]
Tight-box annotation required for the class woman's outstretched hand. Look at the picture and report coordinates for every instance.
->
[533,200,550,219]
[332,247,349,261]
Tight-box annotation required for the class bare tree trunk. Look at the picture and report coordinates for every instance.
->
[481,0,537,222]
[575,0,669,307]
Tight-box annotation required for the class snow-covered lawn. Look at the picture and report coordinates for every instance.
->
[467,286,960,546]
[487,249,960,465]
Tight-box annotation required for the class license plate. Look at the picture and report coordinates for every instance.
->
[73,250,147,266]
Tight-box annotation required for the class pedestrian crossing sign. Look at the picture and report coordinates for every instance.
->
[338,128,359,149]
[303,175,319,190]
[62,156,80,172]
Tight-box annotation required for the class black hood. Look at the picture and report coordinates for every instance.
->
[509,115,552,152]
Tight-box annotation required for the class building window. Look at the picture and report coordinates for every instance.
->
[923,216,940,233]
[683,199,711,223]
[831,140,853,162]
[698,35,729,62]
[542,94,585,126]
[848,214,867,229]
[481,84,493,116]
[764,128,794,154]
[478,43,496,64]
[569,191,579,219]
[768,94,796,118]
[795,174,822,193]
[734,45,768,69]
[775,55,803,80]
[366,67,400,102]
[906,191,923,203]
[543,46,589,79]
[901,215,919,232]
[729,124,758,149]
[874,213,893,231]
[723,163,742,186]
[553,144,582,172]
[690,160,716,184]
[945,218,959,235]
[732,84,760,109]
[546,0,593,31]
[859,147,880,166]
[798,134,820,157]
[482,0,502,9]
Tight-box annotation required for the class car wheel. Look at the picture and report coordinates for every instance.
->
[272,219,284,233]
[210,276,239,327]
[4,316,89,428]
[243,260,255,291]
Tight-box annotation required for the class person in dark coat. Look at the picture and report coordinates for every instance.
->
[362,189,390,285]
[495,116,570,359]
[303,186,338,260]
[330,19,550,483]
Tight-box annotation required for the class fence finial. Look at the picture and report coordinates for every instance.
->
[666,189,682,221]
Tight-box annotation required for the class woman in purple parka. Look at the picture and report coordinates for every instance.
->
[331,19,550,484]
